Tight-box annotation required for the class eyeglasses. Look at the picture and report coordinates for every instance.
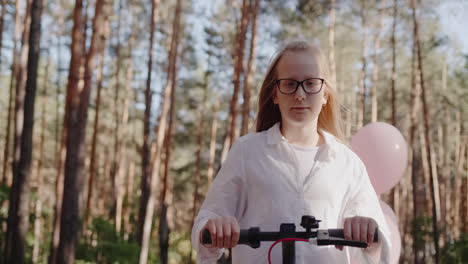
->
[275,78,324,94]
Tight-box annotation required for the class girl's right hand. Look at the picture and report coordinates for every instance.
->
[199,216,240,249]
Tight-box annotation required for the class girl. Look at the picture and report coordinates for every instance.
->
[191,40,391,263]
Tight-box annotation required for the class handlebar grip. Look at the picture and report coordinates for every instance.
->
[201,229,212,244]
[238,230,251,244]
[328,228,379,242]
[201,229,250,245]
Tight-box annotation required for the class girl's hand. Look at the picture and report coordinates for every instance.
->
[200,216,240,249]
[335,216,378,251]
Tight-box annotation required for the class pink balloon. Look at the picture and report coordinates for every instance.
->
[380,200,401,264]
[350,122,408,194]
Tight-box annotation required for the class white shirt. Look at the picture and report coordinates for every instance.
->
[191,123,392,264]
[288,143,321,183]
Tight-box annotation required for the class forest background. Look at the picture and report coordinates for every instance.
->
[0,0,467,263]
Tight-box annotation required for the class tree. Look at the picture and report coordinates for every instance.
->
[206,100,219,186]
[1,0,22,186]
[139,0,183,262]
[117,34,134,236]
[388,0,399,212]
[241,0,260,136]
[84,17,109,228]
[357,2,368,129]
[409,30,423,264]
[328,0,336,88]
[370,0,385,122]
[0,0,6,70]
[56,0,108,262]
[4,0,45,262]
[411,0,441,262]
[48,3,66,260]
[137,0,160,246]
[49,0,85,260]
[221,0,251,162]
[390,0,397,126]
[189,93,206,264]
[32,53,50,264]
[110,0,127,233]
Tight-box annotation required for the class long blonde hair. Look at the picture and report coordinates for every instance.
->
[255,40,344,141]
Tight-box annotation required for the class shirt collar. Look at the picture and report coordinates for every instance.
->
[266,122,338,161]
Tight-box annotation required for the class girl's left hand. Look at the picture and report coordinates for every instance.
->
[335,216,378,251]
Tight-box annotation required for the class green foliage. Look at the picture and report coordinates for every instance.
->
[0,184,9,253]
[76,217,140,264]
[168,231,194,264]
[441,233,468,263]
[412,215,433,248]
[0,183,9,202]
[0,184,8,224]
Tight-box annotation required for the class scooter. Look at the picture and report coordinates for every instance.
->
[202,215,378,264]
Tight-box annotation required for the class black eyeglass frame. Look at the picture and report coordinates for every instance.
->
[275,78,325,94]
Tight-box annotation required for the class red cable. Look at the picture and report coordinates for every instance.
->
[267,238,308,264]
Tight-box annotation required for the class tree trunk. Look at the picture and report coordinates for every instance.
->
[419,126,431,262]
[220,0,251,164]
[49,6,65,259]
[4,0,44,262]
[227,0,250,145]
[220,126,230,164]
[32,53,49,264]
[49,0,84,261]
[191,114,204,209]
[370,1,385,123]
[57,0,107,262]
[137,0,159,245]
[438,59,450,245]
[418,116,431,217]
[110,0,124,230]
[0,0,6,69]
[409,33,422,264]
[345,88,354,139]
[1,0,22,186]
[453,112,463,239]
[240,0,259,136]
[12,0,31,189]
[400,159,412,261]
[84,20,109,228]
[460,138,468,234]
[188,68,214,263]
[437,124,447,242]
[55,0,64,166]
[206,100,219,186]
[390,0,397,126]
[189,107,205,263]
[411,0,441,261]
[139,0,181,263]
[116,32,133,234]
[49,101,67,264]
[100,145,112,216]
[357,6,367,129]
[123,158,135,240]
[328,0,336,89]
[49,89,68,264]
[389,0,398,211]
[159,65,178,264]
[123,70,138,241]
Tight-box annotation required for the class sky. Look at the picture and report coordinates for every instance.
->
[438,0,468,54]
[191,0,468,55]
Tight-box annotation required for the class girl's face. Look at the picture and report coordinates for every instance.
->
[273,50,328,128]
